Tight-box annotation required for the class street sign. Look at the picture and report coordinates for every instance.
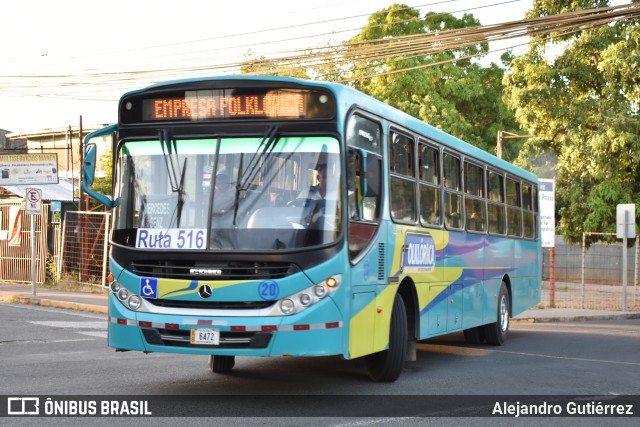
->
[25,188,42,215]
[616,204,636,239]
[616,203,636,311]
[539,179,555,248]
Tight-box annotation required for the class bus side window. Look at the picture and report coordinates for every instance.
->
[418,143,441,226]
[443,153,462,229]
[522,183,537,239]
[487,170,506,235]
[389,131,415,223]
[464,161,486,232]
[506,177,522,238]
[346,114,382,260]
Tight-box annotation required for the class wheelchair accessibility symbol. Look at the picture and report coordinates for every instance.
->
[139,278,158,299]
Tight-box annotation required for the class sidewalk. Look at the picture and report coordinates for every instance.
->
[1,283,639,322]
[0,284,108,314]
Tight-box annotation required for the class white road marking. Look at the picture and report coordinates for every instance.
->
[27,320,107,340]
[29,321,105,329]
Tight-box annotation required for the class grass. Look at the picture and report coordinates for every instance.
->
[41,277,109,294]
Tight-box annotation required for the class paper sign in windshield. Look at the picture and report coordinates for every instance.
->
[136,228,207,250]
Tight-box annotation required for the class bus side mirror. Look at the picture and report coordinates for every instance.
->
[81,124,116,208]
[83,143,97,186]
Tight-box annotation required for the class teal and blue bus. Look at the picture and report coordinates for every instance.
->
[82,76,541,382]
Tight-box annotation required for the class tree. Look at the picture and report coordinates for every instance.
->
[503,0,640,244]
[238,4,523,158]
[342,4,522,157]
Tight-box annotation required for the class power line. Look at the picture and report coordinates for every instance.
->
[1,2,637,101]
[0,1,521,78]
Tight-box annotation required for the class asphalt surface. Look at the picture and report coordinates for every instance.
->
[1,283,639,322]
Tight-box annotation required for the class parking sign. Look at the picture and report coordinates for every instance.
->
[25,188,42,215]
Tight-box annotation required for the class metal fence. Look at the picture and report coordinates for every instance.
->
[0,200,48,283]
[542,234,640,311]
[60,211,110,286]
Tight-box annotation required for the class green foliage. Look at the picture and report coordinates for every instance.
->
[94,150,112,194]
[45,255,57,285]
[344,4,521,158]
[238,4,523,159]
[240,51,310,78]
[504,0,640,244]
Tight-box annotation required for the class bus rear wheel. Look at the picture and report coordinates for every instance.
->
[365,293,407,382]
[208,355,235,373]
[483,282,510,346]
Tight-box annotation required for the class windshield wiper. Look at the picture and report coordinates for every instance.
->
[159,130,187,227]
[232,125,280,225]
[240,125,280,190]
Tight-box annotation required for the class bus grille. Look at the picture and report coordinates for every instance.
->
[128,260,298,281]
[141,328,272,349]
[147,299,274,310]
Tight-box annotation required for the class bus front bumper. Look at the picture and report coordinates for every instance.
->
[107,294,345,357]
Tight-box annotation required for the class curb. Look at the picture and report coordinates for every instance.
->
[513,313,640,323]
[1,296,108,314]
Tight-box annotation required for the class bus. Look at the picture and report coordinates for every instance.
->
[82,76,541,382]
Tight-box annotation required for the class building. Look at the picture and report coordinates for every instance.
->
[0,125,111,284]
[0,125,110,200]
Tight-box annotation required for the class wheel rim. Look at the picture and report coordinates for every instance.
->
[499,295,509,332]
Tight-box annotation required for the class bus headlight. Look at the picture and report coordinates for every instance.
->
[273,275,341,316]
[127,295,142,311]
[110,280,121,293]
[299,293,311,306]
[280,299,295,315]
[109,276,142,311]
[313,285,327,298]
[117,288,130,302]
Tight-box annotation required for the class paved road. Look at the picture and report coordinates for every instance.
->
[1,303,638,426]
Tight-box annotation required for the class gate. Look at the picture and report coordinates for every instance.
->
[0,200,48,283]
[60,211,110,286]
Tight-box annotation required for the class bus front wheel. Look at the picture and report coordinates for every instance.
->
[208,355,235,373]
[483,282,510,346]
[365,293,407,382]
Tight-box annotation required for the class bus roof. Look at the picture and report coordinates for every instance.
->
[121,75,537,183]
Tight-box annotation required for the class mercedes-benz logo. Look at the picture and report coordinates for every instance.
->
[198,284,213,299]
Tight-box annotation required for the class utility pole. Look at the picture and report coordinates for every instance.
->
[496,130,555,160]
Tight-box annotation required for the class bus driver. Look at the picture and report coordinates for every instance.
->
[297,161,329,200]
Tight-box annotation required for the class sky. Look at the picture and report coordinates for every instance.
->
[0,0,534,135]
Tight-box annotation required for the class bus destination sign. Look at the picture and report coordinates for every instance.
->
[129,88,335,123]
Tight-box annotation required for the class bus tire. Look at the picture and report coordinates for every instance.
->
[208,355,235,373]
[483,282,510,346]
[365,293,407,382]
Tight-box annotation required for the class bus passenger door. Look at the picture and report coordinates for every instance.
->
[345,120,385,358]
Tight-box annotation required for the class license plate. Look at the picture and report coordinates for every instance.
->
[190,328,220,345]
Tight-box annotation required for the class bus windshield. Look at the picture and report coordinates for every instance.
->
[111,135,342,251]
